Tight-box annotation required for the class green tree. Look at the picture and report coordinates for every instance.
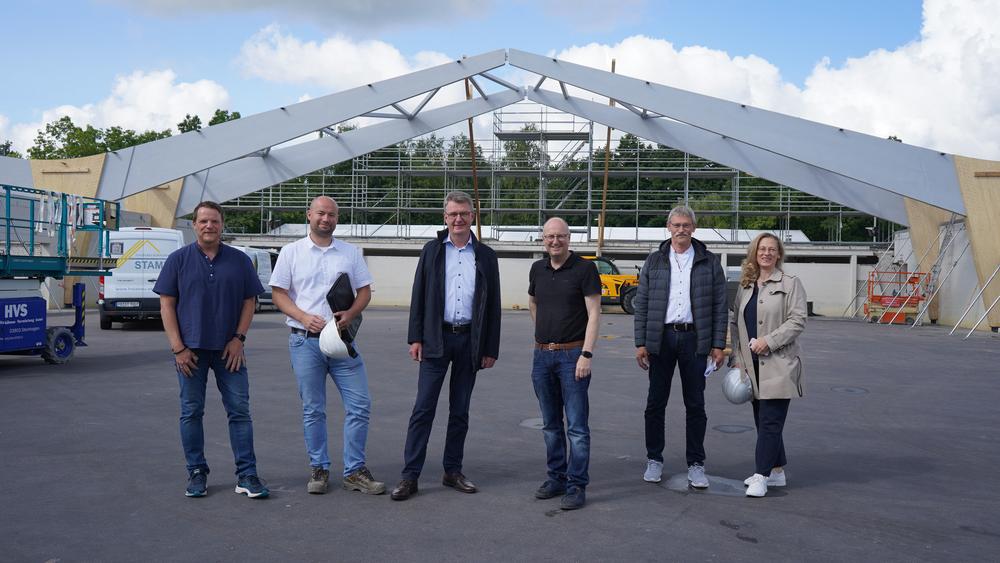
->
[177,114,202,133]
[0,139,21,158]
[208,109,241,126]
[27,116,171,159]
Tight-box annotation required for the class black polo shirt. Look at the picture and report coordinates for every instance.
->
[528,252,602,344]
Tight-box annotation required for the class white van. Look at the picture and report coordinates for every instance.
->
[99,227,185,329]
[232,245,274,311]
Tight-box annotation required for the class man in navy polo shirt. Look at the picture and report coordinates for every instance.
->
[528,217,602,510]
[154,201,269,499]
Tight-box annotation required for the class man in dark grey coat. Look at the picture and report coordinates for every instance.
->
[634,205,727,489]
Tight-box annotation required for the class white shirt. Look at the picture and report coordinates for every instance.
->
[443,237,476,325]
[664,245,695,324]
[269,236,373,330]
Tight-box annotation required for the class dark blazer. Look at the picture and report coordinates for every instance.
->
[633,237,727,356]
[407,229,501,369]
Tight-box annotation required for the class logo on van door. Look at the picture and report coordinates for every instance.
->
[116,240,163,269]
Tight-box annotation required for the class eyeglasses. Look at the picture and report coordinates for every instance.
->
[543,234,569,241]
[445,211,472,219]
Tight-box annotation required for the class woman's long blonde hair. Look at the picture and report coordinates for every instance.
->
[740,232,785,288]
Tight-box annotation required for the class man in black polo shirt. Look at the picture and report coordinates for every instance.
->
[154,201,268,499]
[528,217,602,510]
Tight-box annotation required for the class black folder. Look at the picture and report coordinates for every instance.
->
[326,273,362,358]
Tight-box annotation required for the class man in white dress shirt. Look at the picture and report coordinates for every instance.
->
[633,205,728,489]
[270,196,385,496]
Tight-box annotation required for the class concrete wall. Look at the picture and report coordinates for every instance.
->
[366,255,537,310]
[933,226,986,329]
[366,255,852,317]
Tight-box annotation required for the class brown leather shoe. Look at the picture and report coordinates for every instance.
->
[390,479,418,501]
[442,472,478,493]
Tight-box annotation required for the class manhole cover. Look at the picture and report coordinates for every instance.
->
[831,386,869,394]
[713,424,754,434]
[520,418,544,429]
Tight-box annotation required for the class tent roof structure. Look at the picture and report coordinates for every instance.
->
[0,48,970,225]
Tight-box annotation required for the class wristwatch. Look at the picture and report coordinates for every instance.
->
[581,350,593,359]
[232,333,246,343]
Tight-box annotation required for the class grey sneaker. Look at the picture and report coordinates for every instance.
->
[308,466,330,494]
[343,466,386,495]
[643,459,663,483]
[687,464,709,489]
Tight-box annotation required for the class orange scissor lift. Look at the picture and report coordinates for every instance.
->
[865,270,931,324]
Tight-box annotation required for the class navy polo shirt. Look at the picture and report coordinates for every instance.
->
[153,243,264,350]
[528,252,602,344]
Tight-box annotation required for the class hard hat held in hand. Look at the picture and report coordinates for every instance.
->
[721,368,753,404]
[319,321,350,359]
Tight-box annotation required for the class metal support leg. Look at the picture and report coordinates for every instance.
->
[964,293,1000,339]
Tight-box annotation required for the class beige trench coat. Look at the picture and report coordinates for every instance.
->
[730,269,807,399]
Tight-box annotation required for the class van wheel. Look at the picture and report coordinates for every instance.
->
[254,297,261,313]
[42,328,75,365]
[100,315,112,330]
[621,287,637,315]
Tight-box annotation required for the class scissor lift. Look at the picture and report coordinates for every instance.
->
[1,184,118,364]
[865,269,930,324]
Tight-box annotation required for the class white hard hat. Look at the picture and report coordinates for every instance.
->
[721,368,753,404]
[319,321,350,359]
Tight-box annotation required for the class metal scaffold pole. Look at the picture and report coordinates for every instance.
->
[464,57,483,241]
[596,59,615,258]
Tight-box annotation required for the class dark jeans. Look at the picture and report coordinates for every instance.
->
[531,348,591,489]
[752,398,790,476]
[644,329,707,466]
[177,349,257,477]
[401,331,477,480]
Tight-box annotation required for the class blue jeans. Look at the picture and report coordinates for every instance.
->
[288,333,371,476]
[531,348,591,489]
[177,349,257,477]
[401,331,477,480]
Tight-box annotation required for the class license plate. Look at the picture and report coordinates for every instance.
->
[116,301,140,308]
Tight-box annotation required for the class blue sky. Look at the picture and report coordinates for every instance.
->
[3,0,998,159]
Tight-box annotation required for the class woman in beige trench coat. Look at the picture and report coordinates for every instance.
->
[730,233,807,498]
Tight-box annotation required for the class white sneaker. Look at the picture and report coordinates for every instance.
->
[745,473,768,497]
[643,459,663,483]
[744,471,786,487]
[687,464,709,489]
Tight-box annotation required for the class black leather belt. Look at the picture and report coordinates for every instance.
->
[665,323,695,332]
[291,328,321,338]
[443,323,471,334]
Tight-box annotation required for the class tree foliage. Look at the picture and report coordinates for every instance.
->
[0,139,21,158]
[27,116,172,159]
[177,114,202,133]
[208,109,241,126]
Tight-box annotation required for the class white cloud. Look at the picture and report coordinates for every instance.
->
[110,0,483,27]
[4,70,230,153]
[549,0,1000,159]
[237,25,474,129]
[238,25,453,91]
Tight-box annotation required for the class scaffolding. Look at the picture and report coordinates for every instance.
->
[223,103,878,242]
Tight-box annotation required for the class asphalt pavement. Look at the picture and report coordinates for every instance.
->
[1,307,999,562]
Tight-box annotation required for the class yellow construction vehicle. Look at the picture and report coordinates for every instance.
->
[583,256,639,314]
